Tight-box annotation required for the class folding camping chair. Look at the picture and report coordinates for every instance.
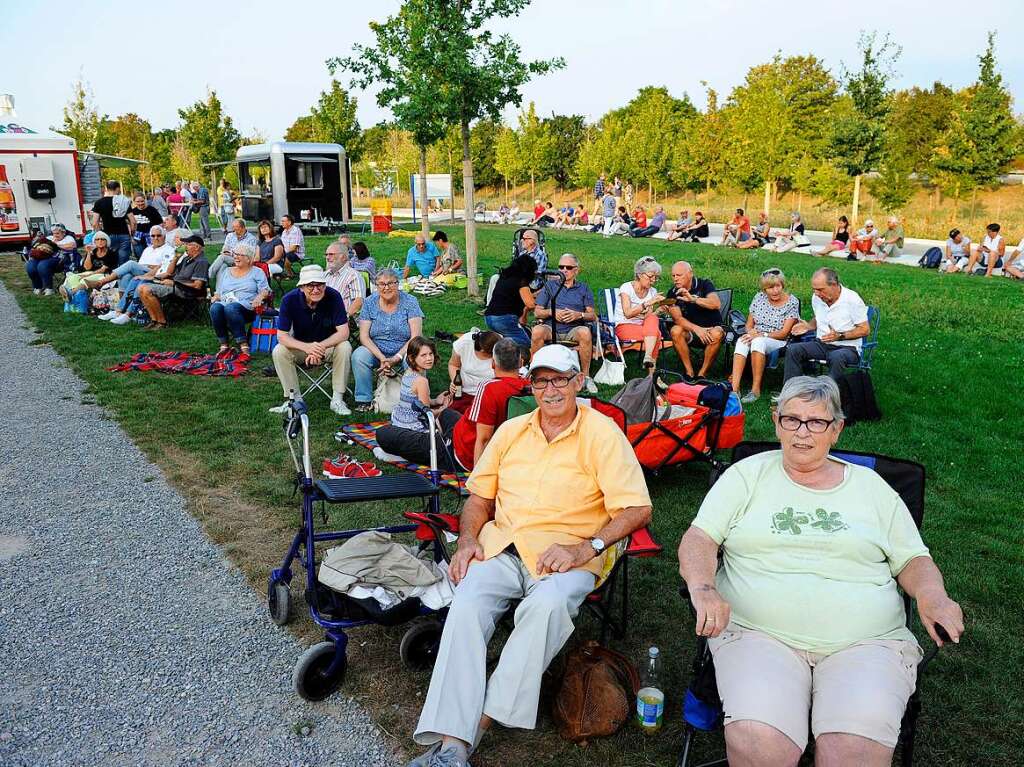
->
[504,394,663,644]
[678,440,950,767]
[769,305,880,373]
[600,287,673,364]
[298,360,334,403]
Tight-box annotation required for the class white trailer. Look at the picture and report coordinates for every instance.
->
[0,115,86,249]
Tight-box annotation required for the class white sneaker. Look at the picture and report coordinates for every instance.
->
[32,289,42,296]
[43,289,54,296]
[110,313,131,325]
[330,395,351,417]
[98,310,118,321]
[268,402,291,414]
[373,446,404,463]
[584,376,598,395]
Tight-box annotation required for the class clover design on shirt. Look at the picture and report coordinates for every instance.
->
[771,507,811,535]
[809,508,848,533]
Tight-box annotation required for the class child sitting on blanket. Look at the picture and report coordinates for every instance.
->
[374,336,462,471]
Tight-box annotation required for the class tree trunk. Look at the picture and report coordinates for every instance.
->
[648,183,652,205]
[969,188,978,225]
[504,177,508,205]
[418,145,430,239]
[851,174,862,225]
[448,146,456,224]
[530,170,535,202]
[355,174,361,210]
[763,180,771,218]
[461,118,479,298]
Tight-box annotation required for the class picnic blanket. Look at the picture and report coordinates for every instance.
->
[338,422,470,495]
[109,349,250,377]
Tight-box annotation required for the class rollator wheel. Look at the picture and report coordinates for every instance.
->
[292,641,346,701]
[268,579,291,626]
[399,619,443,671]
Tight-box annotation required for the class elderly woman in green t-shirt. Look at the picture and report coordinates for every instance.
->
[678,376,963,767]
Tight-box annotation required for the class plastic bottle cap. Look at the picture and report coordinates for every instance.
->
[649,647,660,658]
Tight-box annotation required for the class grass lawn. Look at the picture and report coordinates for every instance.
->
[3,226,1021,765]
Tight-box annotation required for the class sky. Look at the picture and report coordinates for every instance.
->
[5,0,1023,146]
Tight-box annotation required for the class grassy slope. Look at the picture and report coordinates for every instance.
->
[3,226,1022,765]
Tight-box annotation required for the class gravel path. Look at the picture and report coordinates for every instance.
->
[0,282,396,767]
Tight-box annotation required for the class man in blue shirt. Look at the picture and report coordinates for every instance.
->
[270,264,352,416]
[403,234,440,279]
[529,253,597,394]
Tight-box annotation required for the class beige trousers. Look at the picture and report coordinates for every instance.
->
[414,553,594,747]
[271,340,352,399]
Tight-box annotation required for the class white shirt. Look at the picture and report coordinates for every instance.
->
[981,234,1003,254]
[946,236,971,260]
[615,281,658,325]
[138,243,177,272]
[812,286,868,351]
[163,226,191,249]
[452,329,497,396]
[54,234,77,250]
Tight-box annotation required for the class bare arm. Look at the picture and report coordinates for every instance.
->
[535,505,652,576]
[472,423,496,467]
[448,351,462,383]
[449,494,496,584]
[897,556,964,646]
[518,286,536,311]
[678,525,731,637]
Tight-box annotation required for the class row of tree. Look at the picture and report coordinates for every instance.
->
[60,84,250,193]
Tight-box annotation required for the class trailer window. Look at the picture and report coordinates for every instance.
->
[239,161,272,193]
[287,161,324,191]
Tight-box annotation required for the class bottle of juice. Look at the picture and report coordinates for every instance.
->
[636,646,664,733]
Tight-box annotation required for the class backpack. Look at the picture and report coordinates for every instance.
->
[837,370,882,426]
[553,641,640,745]
[918,246,942,269]
[610,375,658,425]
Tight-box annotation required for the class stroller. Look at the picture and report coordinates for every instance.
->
[269,394,459,700]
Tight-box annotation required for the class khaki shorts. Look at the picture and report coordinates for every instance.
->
[709,623,921,750]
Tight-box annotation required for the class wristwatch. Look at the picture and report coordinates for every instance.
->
[589,537,606,555]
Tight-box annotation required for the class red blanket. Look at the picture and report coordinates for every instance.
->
[109,349,250,377]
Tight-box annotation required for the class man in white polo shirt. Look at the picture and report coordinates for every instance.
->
[784,267,870,382]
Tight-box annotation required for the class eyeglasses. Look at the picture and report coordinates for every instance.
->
[302,283,326,291]
[777,414,835,433]
[376,280,398,288]
[558,265,577,271]
[531,375,573,390]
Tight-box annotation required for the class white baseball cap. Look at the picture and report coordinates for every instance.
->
[528,344,580,375]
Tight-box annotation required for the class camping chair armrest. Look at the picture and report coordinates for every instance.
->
[626,527,662,557]
[917,624,953,675]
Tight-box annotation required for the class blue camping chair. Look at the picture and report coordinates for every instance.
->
[766,305,879,373]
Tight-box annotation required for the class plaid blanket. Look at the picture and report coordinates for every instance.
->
[338,421,470,495]
[109,349,250,377]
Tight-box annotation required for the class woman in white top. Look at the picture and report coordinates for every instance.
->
[766,212,805,253]
[447,329,502,413]
[615,256,665,369]
[965,222,1005,277]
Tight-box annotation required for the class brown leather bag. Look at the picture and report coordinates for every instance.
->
[553,640,641,745]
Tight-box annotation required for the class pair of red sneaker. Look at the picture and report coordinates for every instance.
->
[322,453,383,479]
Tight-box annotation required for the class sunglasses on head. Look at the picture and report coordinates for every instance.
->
[761,269,782,277]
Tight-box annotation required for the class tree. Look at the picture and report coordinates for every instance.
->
[726,55,837,215]
[60,76,101,152]
[102,113,154,192]
[331,11,448,237]
[284,115,317,142]
[930,108,978,207]
[961,32,1022,188]
[828,33,900,223]
[540,113,585,189]
[886,83,955,177]
[365,0,562,297]
[309,81,363,160]
[493,125,524,200]
[621,87,693,202]
[177,90,241,171]
[470,119,501,190]
[516,102,551,198]
[677,87,728,199]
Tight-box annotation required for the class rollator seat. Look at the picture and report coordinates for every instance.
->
[315,474,439,503]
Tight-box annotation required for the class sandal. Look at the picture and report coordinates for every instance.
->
[218,344,230,353]
[239,343,250,356]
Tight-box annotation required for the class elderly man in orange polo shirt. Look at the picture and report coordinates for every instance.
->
[406,344,653,767]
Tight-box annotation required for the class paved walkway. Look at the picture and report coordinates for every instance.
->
[0,282,396,767]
